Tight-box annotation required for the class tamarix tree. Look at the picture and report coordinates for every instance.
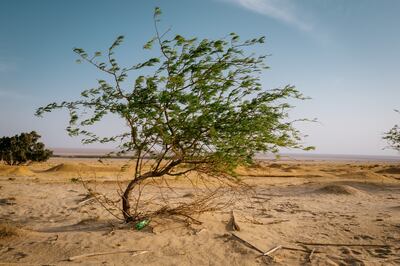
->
[36,7,313,222]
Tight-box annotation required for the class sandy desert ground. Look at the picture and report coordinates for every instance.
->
[0,158,399,265]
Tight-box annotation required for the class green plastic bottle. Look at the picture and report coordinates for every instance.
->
[135,219,150,230]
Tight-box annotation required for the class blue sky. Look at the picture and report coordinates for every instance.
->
[0,0,399,155]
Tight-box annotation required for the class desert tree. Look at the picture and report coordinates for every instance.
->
[383,110,400,152]
[0,131,53,165]
[36,7,313,222]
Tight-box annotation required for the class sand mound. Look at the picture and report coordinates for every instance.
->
[376,167,400,174]
[314,184,365,196]
[45,163,94,172]
[0,165,11,171]
[45,163,121,173]
[335,171,392,181]
[389,205,400,211]
[268,163,283,168]
[235,163,304,177]
[7,166,35,176]
[0,165,12,176]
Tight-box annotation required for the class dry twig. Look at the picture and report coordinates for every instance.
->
[229,210,241,231]
[296,241,391,248]
[308,248,316,262]
[282,246,319,253]
[67,250,149,261]
[265,219,289,225]
[264,245,282,256]
[231,232,265,254]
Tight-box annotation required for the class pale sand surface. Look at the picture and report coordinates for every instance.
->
[0,158,399,265]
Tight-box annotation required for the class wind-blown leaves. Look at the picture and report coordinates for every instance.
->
[36,7,313,176]
[36,7,315,222]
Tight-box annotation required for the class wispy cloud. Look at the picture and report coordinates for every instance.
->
[220,0,312,31]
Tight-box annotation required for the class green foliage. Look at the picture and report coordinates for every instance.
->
[36,7,313,220]
[0,131,53,165]
[383,110,400,152]
[36,7,313,175]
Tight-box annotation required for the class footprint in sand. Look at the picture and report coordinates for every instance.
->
[313,184,367,196]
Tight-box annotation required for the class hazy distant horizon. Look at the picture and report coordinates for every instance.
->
[50,147,399,162]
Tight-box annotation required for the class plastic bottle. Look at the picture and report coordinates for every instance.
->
[135,219,150,230]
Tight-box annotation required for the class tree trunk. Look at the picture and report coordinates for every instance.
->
[121,160,181,222]
[122,178,141,222]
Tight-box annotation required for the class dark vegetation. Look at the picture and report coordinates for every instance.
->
[383,110,400,152]
[0,131,52,165]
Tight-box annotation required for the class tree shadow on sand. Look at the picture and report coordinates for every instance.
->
[36,218,120,233]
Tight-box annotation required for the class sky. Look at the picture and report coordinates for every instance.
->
[0,0,399,156]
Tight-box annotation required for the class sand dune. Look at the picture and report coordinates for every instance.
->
[45,163,89,172]
[313,184,366,196]
[376,166,400,174]
[45,163,121,173]
[0,166,35,177]
[0,158,399,265]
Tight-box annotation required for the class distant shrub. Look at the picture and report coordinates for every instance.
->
[383,110,400,152]
[0,131,53,165]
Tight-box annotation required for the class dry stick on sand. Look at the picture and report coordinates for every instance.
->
[231,233,282,257]
[67,250,149,261]
[265,219,289,225]
[78,197,97,206]
[296,241,391,248]
[231,233,321,257]
[231,233,265,254]
[264,245,282,256]
[308,248,316,263]
[229,210,241,231]
[283,246,320,253]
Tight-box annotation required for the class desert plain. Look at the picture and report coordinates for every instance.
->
[0,157,399,265]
